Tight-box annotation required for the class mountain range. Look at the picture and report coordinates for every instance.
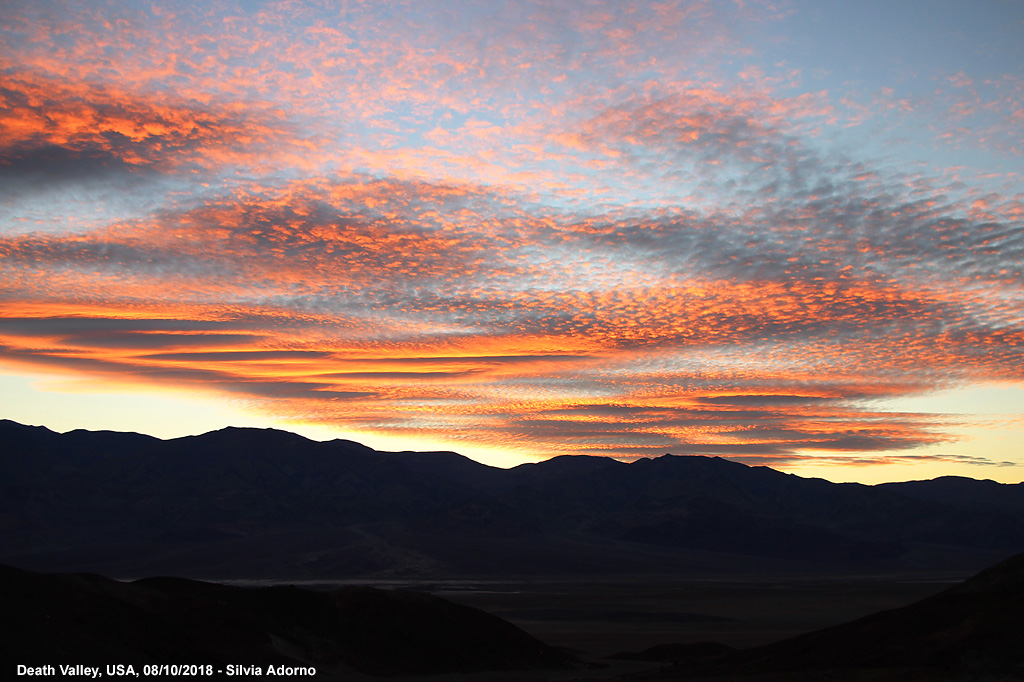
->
[2,418,1023,579]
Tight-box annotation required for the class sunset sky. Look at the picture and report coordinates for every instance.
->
[1,0,1022,483]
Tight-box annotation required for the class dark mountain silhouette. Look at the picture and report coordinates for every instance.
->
[2,419,1023,578]
[880,476,1024,517]
[6,550,1024,682]
[0,563,575,677]
[635,550,1024,680]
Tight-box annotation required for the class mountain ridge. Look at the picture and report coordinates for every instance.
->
[2,419,1022,579]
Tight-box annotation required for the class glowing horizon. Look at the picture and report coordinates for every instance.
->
[1,0,1022,483]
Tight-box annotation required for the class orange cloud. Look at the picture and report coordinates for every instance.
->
[0,70,298,178]
[1,0,1021,473]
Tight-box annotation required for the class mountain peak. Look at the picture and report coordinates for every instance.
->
[2,418,1023,579]
[0,419,56,434]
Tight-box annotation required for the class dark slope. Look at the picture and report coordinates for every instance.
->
[1,420,492,539]
[523,455,1024,561]
[2,419,1023,578]
[667,551,1024,680]
[0,563,575,676]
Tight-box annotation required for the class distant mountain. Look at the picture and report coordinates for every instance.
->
[880,476,1024,517]
[0,563,575,677]
[2,419,1023,578]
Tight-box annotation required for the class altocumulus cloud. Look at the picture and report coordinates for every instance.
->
[0,0,1021,472]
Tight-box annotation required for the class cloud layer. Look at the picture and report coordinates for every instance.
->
[1,0,1022,470]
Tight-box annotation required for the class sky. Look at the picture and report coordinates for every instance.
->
[1,0,1022,483]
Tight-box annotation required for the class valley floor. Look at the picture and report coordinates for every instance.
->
[227,570,971,679]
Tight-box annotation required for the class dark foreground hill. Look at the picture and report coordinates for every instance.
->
[2,419,1023,578]
[625,551,1024,681]
[5,553,1024,682]
[0,563,575,678]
